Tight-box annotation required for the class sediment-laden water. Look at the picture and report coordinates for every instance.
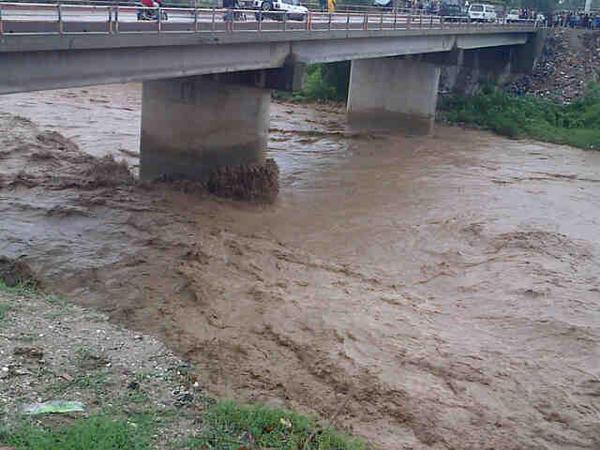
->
[1,85,599,449]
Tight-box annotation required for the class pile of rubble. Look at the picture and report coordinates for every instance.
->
[509,29,600,103]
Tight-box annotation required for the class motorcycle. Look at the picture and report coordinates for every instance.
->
[136,3,168,21]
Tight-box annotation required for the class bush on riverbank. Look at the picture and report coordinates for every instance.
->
[275,62,350,103]
[440,84,600,150]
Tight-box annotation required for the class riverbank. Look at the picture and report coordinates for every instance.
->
[0,281,363,449]
[439,84,600,150]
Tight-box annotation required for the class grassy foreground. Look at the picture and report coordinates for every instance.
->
[0,281,364,450]
[1,404,364,450]
[440,84,600,150]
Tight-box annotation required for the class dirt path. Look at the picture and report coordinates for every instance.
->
[0,86,599,449]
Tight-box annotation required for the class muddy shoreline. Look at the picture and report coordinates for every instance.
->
[1,85,600,449]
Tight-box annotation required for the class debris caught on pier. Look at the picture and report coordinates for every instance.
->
[205,158,280,202]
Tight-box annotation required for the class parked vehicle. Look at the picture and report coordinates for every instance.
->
[506,8,520,22]
[439,3,468,22]
[252,0,308,21]
[373,0,393,9]
[468,3,497,22]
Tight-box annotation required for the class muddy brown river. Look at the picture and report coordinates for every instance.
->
[1,84,599,449]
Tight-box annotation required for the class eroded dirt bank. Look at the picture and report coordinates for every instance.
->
[1,85,599,449]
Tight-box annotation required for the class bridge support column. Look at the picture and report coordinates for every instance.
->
[140,76,270,181]
[347,57,440,134]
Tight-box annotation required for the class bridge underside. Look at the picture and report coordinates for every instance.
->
[0,29,530,95]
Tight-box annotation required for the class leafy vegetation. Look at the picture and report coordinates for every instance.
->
[186,400,365,450]
[0,279,38,297]
[0,415,154,450]
[276,62,350,103]
[0,402,364,450]
[440,84,600,150]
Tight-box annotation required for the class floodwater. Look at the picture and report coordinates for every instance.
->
[1,84,599,449]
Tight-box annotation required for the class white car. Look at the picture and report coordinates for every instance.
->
[468,3,497,22]
[506,9,520,22]
[253,0,308,21]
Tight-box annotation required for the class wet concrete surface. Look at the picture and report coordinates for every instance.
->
[0,84,599,449]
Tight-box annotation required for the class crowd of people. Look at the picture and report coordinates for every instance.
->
[395,1,600,29]
[550,11,600,29]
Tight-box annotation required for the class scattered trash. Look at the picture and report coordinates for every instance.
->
[58,372,74,382]
[77,352,109,370]
[280,417,292,429]
[22,400,85,415]
[510,30,600,103]
[13,346,44,360]
[173,388,194,407]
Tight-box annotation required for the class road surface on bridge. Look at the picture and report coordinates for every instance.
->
[0,2,535,34]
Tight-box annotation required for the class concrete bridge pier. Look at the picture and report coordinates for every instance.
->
[139,75,270,182]
[347,57,440,134]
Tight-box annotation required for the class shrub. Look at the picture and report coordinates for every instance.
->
[440,84,600,150]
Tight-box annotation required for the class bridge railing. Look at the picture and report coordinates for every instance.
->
[0,2,539,35]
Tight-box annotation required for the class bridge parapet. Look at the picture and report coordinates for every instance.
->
[0,2,538,37]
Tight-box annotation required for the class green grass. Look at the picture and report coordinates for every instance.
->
[185,400,365,450]
[0,279,38,297]
[0,402,365,450]
[0,415,153,450]
[440,84,600,150]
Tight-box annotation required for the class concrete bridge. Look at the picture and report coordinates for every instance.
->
[0,3,544,182]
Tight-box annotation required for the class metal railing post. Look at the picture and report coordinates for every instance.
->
[363,12,367,30]
[211,6,216,33]
[380,10,383,30]
[157,6,161,32]
[328,12,332,31]
[283,12,287,31]
[393,9,397,29]
[194,1,198,32]
[346,11,350,30]
[407,13,411,29]
[107,6,112,34]
[57,3,63,35]
[0,4,4,36]
[419,11,422,28]
[114,5,119,33]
